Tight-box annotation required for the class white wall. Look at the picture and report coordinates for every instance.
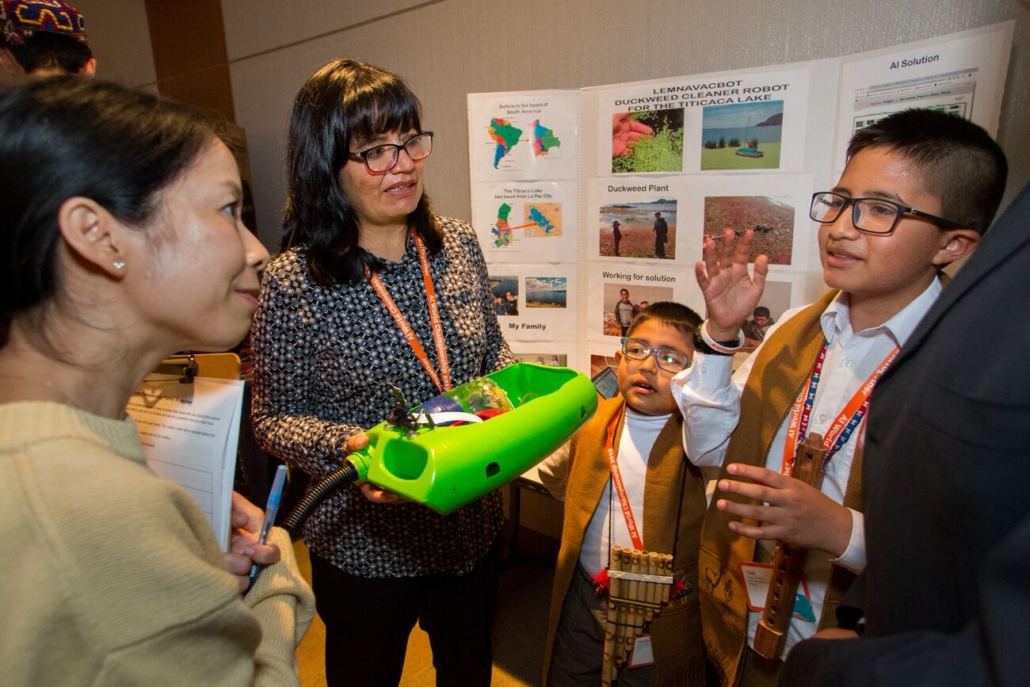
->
[223,0,1030,250]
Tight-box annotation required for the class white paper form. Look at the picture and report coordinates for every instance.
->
[127,374,244,550]
[468,90,579,183]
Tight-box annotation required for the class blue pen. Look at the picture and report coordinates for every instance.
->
[247,464,288,589]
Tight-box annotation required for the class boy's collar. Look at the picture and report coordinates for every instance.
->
[624,404,673,423]
[821,276,943,346]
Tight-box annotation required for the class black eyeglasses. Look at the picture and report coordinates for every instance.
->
[810,191,965,235]
[620,337,692,373]
[348,132,434,174]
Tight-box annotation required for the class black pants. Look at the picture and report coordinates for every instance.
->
[310,545,499,687]
[548,563,656,687]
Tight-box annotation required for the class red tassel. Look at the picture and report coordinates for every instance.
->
[670,577,686,599]
[591,569,611,595]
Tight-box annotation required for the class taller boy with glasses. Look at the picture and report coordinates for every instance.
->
[672,108,1007,687]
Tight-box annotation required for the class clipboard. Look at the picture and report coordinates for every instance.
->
[126,353,245,549]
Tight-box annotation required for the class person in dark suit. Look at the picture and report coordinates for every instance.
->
[780,178,1030,685]
[653,211,669,258]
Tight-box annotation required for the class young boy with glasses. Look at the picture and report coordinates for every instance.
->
[539,302,712,687]
[673,108,1007,687]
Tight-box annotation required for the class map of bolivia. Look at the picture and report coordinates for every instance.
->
[488,117,562,168]
[531,119,561,157]
[493,203,515,247]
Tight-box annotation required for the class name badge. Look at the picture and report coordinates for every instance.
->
[629,635,654,668]
[739,562,816,622]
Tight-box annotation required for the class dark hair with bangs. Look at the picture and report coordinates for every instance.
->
[846,109,1007,234]
[627,301,703,348]
[281,58,442,285]
[0,77,220,330]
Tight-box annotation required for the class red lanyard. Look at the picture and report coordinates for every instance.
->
[781,342,899,476]
[604,405,645,552]
[364,229,452,394]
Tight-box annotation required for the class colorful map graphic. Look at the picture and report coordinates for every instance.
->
[525,203,562,237]
[491,202,560,248]
[488,118,522,168]
[492,203,515,247]
[531,120,561,157]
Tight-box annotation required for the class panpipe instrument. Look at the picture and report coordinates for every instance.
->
[601,545,675,686]
[753,431,827,660]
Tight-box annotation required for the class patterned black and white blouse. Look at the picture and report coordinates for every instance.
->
[251,217,515,577]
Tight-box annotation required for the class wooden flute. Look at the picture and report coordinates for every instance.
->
[753,431,827,660]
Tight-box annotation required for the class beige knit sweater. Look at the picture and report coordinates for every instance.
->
[0,401,315,686]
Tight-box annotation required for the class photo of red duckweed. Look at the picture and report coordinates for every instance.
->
[703,195,796,265]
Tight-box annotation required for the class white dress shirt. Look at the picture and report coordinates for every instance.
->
[671,279,942,656]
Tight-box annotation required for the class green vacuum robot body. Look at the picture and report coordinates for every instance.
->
[348,363,598,514]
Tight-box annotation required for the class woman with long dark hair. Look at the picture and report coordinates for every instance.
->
[251,58,514,687]
[0,77,315,685]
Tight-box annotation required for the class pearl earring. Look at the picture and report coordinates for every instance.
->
[113,261,125,270]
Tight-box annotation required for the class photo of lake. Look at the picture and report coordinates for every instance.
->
[525,277,567,308]
[599,199,677,260]
[700,100,784,170]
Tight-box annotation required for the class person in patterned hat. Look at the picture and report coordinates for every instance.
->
[0,0,95,77]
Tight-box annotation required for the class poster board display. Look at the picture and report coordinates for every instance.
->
[468,22,1013,373]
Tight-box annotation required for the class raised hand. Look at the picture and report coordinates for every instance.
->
[715,462,853,557]
[695,228,769,341]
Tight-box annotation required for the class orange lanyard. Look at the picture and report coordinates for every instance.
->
[604,405,645,552]
[781,343,899,476]
[365,229,452,394]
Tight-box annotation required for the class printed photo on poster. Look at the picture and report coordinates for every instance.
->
[603,283,674,338]
[592,68,812,176]
[525,277,567,309]
[599,198,677,260]
[703,195,795,265]
[471,181,578,263]
[611,109,685,174]
[497,265,578,342]
[701,101,784,170]
[490,274,519,316]
[739,280,793,347]
[832,22,1012,172]
[687,173,815,271]
[493,201,562,246]
[513,352,569,367]
[467,90,579,182]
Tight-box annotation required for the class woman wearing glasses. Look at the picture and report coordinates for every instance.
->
[250,59,514,687]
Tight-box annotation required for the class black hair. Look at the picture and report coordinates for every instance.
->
[627,301,703,347]
[6,31,92,74]
[846,109,1007,234]
[281,58,442,285]
[753,306,771,318]
[0,77,221,329]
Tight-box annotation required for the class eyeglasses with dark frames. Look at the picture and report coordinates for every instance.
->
[810,191,965,235]
[620,337,692,373]
[348,132,434,174]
